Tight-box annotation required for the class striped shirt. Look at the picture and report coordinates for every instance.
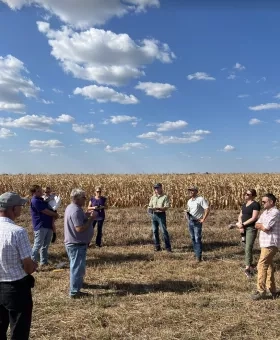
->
[257,207,280,248]
[0,217,32,282]
[148,194,170,210]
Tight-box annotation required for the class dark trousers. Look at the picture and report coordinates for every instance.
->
[0,276,34,340]
[152,213,171,249]
[92,220,104,246]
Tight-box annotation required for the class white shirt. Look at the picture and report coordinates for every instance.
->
[187,196,209,220]
[0,217,32,282]
[257,207,280,248]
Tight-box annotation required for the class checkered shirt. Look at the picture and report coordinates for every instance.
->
[0,217,32,282]
[257,207,280,248]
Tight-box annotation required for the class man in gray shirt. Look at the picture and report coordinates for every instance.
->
[64,188,97,298]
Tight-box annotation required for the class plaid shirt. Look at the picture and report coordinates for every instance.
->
[257,207,280,248]
[0,217,32,282]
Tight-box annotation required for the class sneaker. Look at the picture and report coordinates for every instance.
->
[70,291,90,299]
[251,291,266,301]
[245,269,253,279]
[266,290,277,299]
[95,244,102,248]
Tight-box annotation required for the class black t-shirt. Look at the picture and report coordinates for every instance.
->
[241,201,261,227]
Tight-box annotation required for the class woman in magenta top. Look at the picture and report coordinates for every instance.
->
[88,186,107,247]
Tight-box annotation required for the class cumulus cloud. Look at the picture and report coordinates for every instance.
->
[227,74,236,80]
[29,149,43,153]
[237,94,249,98]
[37,21,175,86]
[103,115,139,125]
[52,88,63,94]
[41,99,54,104]
[29,139,64,148]
[83,138,105,144]
[249,103,280,111]
[0,128,16,138]
[234,62,245,71]
[183,130,211,135]
[2,0,160,29]
[56,114,75,123]
[187,72,215,81]
[135,82,176,98]
[223,145,235,152]
[0,55,40,113]
[156,120,188,132]
[105,142,147,153]
[249,118,262,125]
[73,85,139,104]
[137,132,162,139]
[137,131,205,144]
[72,123,94,134]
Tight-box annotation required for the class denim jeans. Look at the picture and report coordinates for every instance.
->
[188,219,202,259]
[65,244,87,296]
[32,228,53,265]
[92,220,104,246]
[152,213,171,249]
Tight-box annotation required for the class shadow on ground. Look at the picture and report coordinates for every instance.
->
[87,252,154,266]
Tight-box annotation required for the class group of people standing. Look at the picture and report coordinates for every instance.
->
[1,182,280,339]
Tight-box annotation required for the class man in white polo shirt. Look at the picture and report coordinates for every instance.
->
[186,186,210,262]
[0,192,37,340]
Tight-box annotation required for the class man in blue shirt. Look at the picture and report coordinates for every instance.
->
[30,185,58,267]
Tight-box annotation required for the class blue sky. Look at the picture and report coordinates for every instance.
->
[0,0,279,173]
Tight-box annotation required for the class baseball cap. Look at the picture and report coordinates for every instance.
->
[0,192,27,208]
[188,185,198,191]
[153,183,162,189]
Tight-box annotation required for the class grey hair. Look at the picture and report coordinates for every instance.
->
[70,188,85,200]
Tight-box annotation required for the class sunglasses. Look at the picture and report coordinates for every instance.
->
[96,191,101,193]
[245,193,252,196]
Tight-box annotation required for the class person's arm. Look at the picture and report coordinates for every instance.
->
[41,209,58,218]
[148,197,154,209]
[72,209,97,233]
[33,199,58,218]
[88,200,92,209]
[255,211,279,233]
[242,210,260,227]
[17,230,38,274]
[199,208,210,223]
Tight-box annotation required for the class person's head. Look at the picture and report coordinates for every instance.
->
[188,186,198,198]
[0,192,27,221]
[262,193,277,210]
[244,189,257,201]
[95,186,102,197]
[44,186,52,196]
[153,183,163,195]
[70,188,86,207]
[30,185,43,197]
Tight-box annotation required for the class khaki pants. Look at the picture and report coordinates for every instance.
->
[257,246,278,294]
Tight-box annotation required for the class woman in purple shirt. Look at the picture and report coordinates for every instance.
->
[88,186,107,247]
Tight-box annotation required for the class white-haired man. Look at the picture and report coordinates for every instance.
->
[64,189,97,298]
[0,192,37,340]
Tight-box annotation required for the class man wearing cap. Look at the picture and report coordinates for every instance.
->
[186,186,210,262]
[0,192,37,340]
[148,183,172,252]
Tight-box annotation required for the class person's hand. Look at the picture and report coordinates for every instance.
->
[54,212,59,220]
[236,222,242,229]
[198,218,204,223]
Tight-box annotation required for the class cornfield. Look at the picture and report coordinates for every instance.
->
[0,173,279,210]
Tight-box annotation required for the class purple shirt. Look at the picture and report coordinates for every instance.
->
[64,203,94,245]
[30,196,53,231]
[90,196,106,220]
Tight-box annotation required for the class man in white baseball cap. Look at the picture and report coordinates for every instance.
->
[0,192,37,340]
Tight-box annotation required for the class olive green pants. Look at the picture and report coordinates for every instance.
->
[244,227,257,267]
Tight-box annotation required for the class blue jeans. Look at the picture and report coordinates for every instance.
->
[92,220,104,246]
[32,228,53,265]
[188,220,203,259]
[152,213,171,249]
[65,244,87,296]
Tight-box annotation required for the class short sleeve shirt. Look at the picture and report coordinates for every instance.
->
[30,196,53,231]
[64,203,94,245]
[241,201,261,228]
[187,196,209,220]
[0,217,32,282]
[90,196,106,220]
[148,194,170,209]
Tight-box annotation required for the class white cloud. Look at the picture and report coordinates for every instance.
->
[257,77,266,83]
[0,115,56,132]
[237,94,249,98]
[0,55,40,113]
[249,103,280,111]
[137,132,162,139]
[105,142,147,153]
[187,72,215,81]
[29,148,43,153]
[37,21,175,86]
[41,99,54,104]
[223,145,235,152]
[275,120,280,124]
[3,0,160,29]
[72,123,94,134]
[52,88,63,94]
[234,62,245,71]
[73,85,139,104]
[157,120,188,132]
[183,130,211,135]
[29,139,64,148]
[249,118,262,125]
[137,131,205,144]
[0,128,16,138]
[56,114,75,123]
[103,115,139,125]
[83,138,105,144]
[274,93,280,99]
[135,82,176,98]
[227,74,236,80]
[50,152,59,156]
